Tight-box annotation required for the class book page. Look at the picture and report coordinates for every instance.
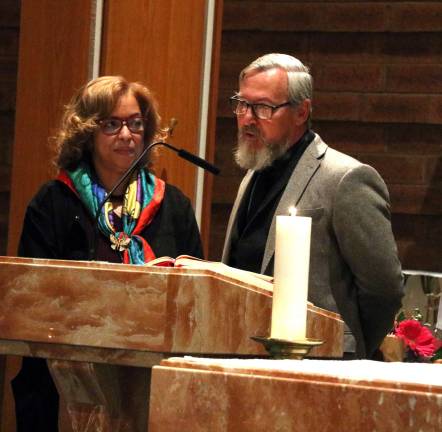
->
[174,256,274,292]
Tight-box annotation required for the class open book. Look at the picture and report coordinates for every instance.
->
[146,255,273,292]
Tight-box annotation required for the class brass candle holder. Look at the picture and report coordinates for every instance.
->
[251,336,323,360]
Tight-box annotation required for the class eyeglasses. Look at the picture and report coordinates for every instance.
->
[98,116,145,135]
[229,96,291,120]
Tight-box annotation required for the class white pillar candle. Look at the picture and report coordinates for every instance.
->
[271,208,311,341]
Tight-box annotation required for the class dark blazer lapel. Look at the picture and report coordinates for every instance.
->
[261,135,328,273]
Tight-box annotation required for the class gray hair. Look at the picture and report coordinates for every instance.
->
[240,53,313,126]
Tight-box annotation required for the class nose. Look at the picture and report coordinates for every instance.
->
[118,123,132,140]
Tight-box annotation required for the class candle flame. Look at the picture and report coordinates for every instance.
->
[289,206,297,216]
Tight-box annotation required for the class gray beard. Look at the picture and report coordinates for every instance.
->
[234,134,292,171]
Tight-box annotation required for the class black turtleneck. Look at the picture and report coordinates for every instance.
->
[228,130,314,274]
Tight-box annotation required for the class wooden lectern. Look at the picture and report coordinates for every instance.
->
[0,256,343,431]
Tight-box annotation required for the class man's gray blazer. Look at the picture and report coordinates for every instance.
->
[222,133,404,358]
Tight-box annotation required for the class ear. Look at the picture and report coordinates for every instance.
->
[294,99,311,126]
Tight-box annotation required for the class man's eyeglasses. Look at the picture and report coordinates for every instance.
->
[98,116,145,135]
[229,96,291,120]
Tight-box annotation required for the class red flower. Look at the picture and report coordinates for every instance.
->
[395,319,437,358]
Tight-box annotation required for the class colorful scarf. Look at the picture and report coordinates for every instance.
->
[57,163,165,264]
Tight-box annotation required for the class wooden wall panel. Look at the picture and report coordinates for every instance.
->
[7,0,93,256]
[200,0,224,255]
[0,0,20,258]
[101,0,208,205]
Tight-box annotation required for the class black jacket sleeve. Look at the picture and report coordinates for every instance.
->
[18,182,64,259]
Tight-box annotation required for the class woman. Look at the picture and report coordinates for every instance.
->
[12,76,203,431]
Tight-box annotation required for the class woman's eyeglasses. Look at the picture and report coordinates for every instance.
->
[98,116,145,135]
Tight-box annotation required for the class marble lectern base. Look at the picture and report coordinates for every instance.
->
[149,357,442,432]
[48,360,150,432]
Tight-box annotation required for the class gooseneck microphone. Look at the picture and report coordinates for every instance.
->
[89,138,220,260]
[159,142,220,175]
[160,118,219,175]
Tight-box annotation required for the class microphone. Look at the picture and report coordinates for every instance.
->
[162,118,219,174]
[89,137,220,260]
[159,142,220,175]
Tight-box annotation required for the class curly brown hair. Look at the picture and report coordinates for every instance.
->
[53,76,163,170]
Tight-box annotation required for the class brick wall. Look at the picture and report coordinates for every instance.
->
[0,0,20,255]
[210,0,442,272]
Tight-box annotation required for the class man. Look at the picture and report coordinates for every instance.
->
[222,53,404,359]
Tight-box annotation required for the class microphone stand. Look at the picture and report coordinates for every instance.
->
[89,140,219,260]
